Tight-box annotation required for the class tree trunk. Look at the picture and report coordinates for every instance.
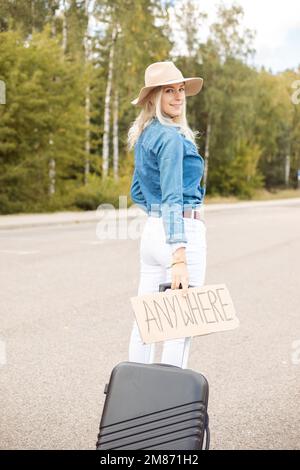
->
[102,25,118,179]
[84,0,91,184]
[62,0,68,54]
[204,115,211,187]
[51,4,56,36]
[112,87,119,180]
[31,0,35,35]
[48,157,56,196]
[84,81,91,184]
[285,154,290,187]
[48,4,58,196]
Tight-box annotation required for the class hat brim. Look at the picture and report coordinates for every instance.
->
[131,77,203,106]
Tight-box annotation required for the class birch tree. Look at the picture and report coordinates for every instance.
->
[84,0,92,184]
[102,24,118,179]
[48,1,60,196]
[112,87,119,180]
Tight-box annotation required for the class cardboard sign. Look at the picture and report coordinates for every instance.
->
[130,284,239,344]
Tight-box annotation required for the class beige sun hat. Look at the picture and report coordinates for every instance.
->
[131,61,203,106]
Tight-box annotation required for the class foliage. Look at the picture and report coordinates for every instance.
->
[0,0,299,214]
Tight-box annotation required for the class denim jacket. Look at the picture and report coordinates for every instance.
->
[130,117,206,254]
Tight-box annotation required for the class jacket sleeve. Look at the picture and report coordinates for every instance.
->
[130,167,147,212]
[156,129,187,253]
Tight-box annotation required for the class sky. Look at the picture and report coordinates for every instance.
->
[169,0,300,73]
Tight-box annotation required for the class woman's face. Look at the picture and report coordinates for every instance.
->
[160,82,185,119]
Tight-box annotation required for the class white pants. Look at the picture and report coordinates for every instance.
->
[128,214,207,369]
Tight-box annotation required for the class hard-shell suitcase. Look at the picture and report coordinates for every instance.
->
[96,361,210,450]
[96,282,210,450]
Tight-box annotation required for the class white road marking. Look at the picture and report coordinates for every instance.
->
[80,241,105,245]
[0,250,40,255]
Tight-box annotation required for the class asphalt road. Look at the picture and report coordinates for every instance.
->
[0,200,300,450]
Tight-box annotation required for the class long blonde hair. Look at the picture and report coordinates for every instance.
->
[127,86,200,152]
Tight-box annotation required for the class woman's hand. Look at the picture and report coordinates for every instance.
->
[171,247,189,297]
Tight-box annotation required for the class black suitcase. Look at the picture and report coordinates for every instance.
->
[96,282,210,450]
[96,361,209,450]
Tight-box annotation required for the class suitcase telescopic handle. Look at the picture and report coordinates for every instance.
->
[159,282,195,292]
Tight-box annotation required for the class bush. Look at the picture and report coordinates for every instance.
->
[73,173,132,211]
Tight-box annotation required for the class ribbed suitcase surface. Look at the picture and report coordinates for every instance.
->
[96,361,209,450]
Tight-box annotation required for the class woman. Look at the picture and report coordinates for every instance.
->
[127,61,207,369]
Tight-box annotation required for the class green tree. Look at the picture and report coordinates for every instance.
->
[0,28,85,213]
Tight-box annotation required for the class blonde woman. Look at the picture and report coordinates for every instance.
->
[127,61,207,369]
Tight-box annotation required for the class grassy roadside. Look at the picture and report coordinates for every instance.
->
[204,188,300,204]
[1,188,299,217]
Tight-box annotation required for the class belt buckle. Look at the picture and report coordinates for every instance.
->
[186,208,195,219]
[183,208,194,219]
[193,207,204,221]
